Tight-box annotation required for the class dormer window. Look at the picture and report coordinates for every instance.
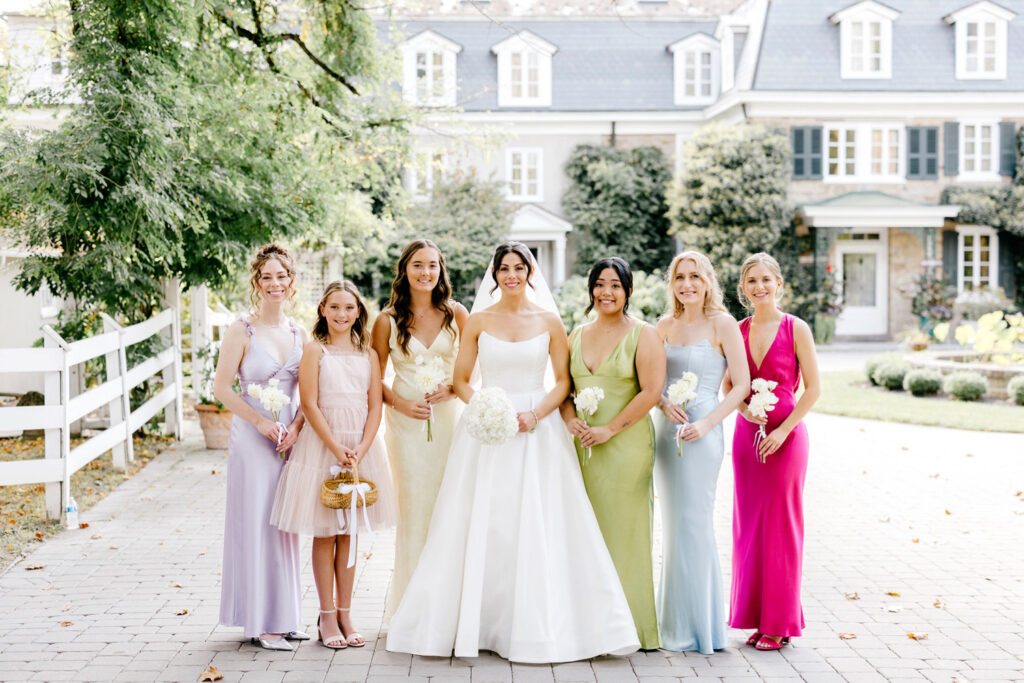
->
[829,1,900,79]
[667,33,720,106]
[401,30,461,107]
[944,1,1015,80]
[491,31,557,107]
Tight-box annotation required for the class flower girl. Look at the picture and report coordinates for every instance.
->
[271,280,396,649]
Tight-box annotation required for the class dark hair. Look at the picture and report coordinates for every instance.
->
[313,280,370,352]
[248,243,297,312]
[584,257,633,317]
[384,240,456,356]
[489,241,535,294]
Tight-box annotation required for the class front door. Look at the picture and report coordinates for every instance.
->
[835,230,888,336]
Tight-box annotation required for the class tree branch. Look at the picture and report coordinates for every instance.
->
[280,32,360,96]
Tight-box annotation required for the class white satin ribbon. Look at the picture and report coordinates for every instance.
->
[674,423,688,457]
[329,465,376,567]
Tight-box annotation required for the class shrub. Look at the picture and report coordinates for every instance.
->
[1007,375,1024,406]
[873,361,910,391]
[903,369,943,397]
[865,353,903,385]
[942,371,988,401]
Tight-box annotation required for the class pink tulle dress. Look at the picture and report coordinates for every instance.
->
[271,345,396,537]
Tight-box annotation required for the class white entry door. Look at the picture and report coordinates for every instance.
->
[835,231,888,336]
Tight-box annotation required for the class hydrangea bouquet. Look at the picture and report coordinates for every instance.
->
[465,387,519,445]
[247,378,291,455]
[413,354,447,441]
[666,371,699,457]
[574,386,604,463]
[748,378,779,463]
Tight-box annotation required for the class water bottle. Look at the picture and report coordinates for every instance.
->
[65,497,79,529]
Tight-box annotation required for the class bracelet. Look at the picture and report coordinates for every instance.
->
[529,410,539,433]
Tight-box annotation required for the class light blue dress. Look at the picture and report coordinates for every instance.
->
[653,340,727,654]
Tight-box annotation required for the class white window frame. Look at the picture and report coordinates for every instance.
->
[945,1,1014,80]
[401,31,461,107]
[505,148,543,202]
[492,32,556,108]
[959,120,1000,181]
[956,225,999,293]
[829,1,899,80]
[407,149,449,200]
[668,34,720,106]
[824,122,905,183]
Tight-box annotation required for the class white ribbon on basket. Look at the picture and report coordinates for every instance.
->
[328,464,376,567]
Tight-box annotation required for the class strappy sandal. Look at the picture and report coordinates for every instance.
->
[755,635,790,651]
[318,609,347,650]
[745,631,763,646]
[337,606,365,648]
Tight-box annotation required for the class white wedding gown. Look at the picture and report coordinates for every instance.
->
[386,331,640,663]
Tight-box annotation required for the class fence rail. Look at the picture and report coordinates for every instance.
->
[0,308,183,521]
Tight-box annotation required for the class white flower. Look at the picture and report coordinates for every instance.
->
[413,354,447,394]
[247,383,261,399]
[748,387,779,420]
[248,381,290,420]
[574,386,604,418]
[465,387,519,445]
[667,371,699,407]
[750,378,778,394]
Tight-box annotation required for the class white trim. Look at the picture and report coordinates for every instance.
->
[492,31,556,108]
[955,224,999,293]
[799,199,959,229]
[400,31,462,107]
[505,147,543,202]
[822,122,904,183]
[958,120,1000,181]
[833,228,889,336]
[830,2,898,80]
[668,34,720,106]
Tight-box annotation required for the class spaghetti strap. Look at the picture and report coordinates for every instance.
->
[239,317,255,337]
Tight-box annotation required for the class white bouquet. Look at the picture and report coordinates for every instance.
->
[247,378,291,455]
[465,387,519,446]
[666,371,699,457]
[748,378,779,463]
[574,386,604,463]
[413,354,447,442]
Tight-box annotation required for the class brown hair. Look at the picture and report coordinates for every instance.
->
[737,252,785,310]
[384,239,456,356]
[313,280,370,352]
[490,241,535,294]
[248,243,297,312]
[666,250,728,317]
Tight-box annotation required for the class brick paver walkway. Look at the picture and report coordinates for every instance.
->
[1,414,1022,682]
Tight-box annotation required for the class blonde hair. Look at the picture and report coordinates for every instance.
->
[666,250,728,317]
[737,252,784,310]
[313,280,370,351]
[248,243,297,312]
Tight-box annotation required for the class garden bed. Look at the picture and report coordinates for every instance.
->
[904,349,1022,400]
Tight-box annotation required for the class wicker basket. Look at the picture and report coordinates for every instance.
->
[320,463,378,510]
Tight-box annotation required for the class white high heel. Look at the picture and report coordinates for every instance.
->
[336,606,364,648]
[318,609,347,649]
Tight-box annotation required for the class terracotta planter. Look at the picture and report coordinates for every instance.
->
[195,403,232,450]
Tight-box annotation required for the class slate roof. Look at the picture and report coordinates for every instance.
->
[754,0,1024,91]
[381,20,717,111]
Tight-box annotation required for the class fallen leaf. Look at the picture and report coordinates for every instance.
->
[886,591,901,596]
[1016,491,1022,497]
[930,473,940,479]
[362,552,373,559]
[199,665,223,682]
[60,621,72,627]
[907,632,928,640]
[838,632,857,640]
[885,605,903,612]
[879,516,891,523]
[176,608,188,615]
[211,470,217,475]
[934,599,945,608]
[844,592,860,600]
[61,604,71,612]
[901,446,909,451]
[172,582,182,588]
[945,509,952,515]
[912,538,920,543]
[25,564,45,570]
[175,528,184,533]
[108,546,118,550]
[966,453,974,457]
[78,523,89,529]
[35,533,43,540]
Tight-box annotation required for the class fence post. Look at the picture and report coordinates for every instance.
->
[41,326,70,522]
[101,314,129,472]
[162,279,183,439]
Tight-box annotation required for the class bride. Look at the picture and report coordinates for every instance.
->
[386,242,640,663]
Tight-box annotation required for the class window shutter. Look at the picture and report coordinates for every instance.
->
[942,230,959,287]
[999,122,1017,177]
[791,126,823,180]
[809,127,822,178]
[943,122,959,176]
[907,127,939,179]
[997,231,1014,297]
[791,127,805,178]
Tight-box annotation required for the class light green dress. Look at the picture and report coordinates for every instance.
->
[569,322,660,650]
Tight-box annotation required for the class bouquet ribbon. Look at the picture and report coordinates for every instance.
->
[674,423,687,457]
[329,464,376,567]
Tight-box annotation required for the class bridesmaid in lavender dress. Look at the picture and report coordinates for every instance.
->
[213,244,310,651]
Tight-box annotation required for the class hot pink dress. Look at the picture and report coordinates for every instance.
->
[730,313,807,638]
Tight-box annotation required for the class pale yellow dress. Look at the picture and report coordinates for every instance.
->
[383,317,460,621]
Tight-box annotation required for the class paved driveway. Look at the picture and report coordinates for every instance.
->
[0,414,1021,682]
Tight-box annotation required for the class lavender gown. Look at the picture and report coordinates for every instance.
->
[219,319,303,638]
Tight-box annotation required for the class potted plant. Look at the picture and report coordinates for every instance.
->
[194,343,232,450]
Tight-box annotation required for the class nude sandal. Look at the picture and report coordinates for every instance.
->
[337,606,364,647]
[318,609,347,650]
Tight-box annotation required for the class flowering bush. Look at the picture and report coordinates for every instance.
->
[943,371,988,401]
[901,271,955,326]
[934,310,1024,365]
[903,368,943,397]
[872,361,910,391]
[1007,375,1024,406]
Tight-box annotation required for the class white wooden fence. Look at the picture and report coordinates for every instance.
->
[0,308,183,521]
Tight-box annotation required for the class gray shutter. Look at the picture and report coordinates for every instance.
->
[809,127,822,178]
[942,230,959,287]
[997,231,1014,298]
[907,127,921,177]
[791,127,805,178]
[943,122,959,176]
[925,127,939,177]
[999,122,1017,176]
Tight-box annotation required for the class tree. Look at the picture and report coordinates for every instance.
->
[0,0,409,323]
[563,145,674,275]
[668,123,791,314]
[352,174,516,307]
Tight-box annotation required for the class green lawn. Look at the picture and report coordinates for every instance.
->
[812,371,1024,433]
